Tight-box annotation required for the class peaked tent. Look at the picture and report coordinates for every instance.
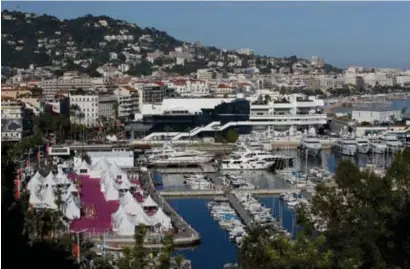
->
[42,185,58,209]
[141,195,158,208]
[103,175,120,201]
[113,215,137,236]
[64,195,81,220]
[150,207,172,230]
[27,171,43,192]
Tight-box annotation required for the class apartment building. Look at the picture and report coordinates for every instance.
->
[39,76,107,100]
[69,94,99,126]
[98,95,118,119]
[1,98,24,141]
[113,86,140,119]
[167,79,209,97]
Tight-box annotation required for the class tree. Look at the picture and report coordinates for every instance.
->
[240,228,332,269]
[225,129,239,143]
[1,142,79,269]
[240,149,410,269]
[158,233,175,269]
[117,225,148,269]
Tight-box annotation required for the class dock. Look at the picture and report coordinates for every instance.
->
[225,192,255,229]
[149,163,218,174]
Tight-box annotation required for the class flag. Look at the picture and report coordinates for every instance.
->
[26,159,30,168]
[14,177,21,200]
[37,151,41,161]
[46,144,50,154]
[116,120,121,127]
[72,244,80,259]
[17,168,23,177]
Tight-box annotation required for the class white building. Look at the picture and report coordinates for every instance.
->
[1,98,24,141]
[167,79,209,97]
[113,86,140,118]
[138,94,327,141]
[236,48,254,56]
[311,56,324,68]
[396,75,410,87]
[352,107,402,124]
[362,73,395,87]
[69,94,99,126]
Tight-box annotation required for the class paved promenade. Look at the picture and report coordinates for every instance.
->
[140,170,201,246]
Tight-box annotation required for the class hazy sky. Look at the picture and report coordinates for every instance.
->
[2,1,410,69]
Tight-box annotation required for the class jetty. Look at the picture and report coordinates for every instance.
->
[225,192,255,229]
[141,170,201,247]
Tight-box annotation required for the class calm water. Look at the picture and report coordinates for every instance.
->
[169,198,238,269]
[166,150,398,268]
[161,150,394,190]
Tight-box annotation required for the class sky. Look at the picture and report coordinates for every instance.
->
[2,1,410,69]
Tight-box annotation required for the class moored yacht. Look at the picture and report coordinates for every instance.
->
[299,136,322,157]
[331,136,357,156]
[380,136,403,153]
[145,144,215,165]
[369,137,387,154]
[355,137,370,154]
[299,127,322,157]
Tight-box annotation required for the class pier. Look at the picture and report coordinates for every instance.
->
[140,170,201,247]
[225,192,255,229]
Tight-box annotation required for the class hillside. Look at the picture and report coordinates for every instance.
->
[1,10,342,76]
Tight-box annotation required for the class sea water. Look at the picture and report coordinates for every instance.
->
[167,150,396,268]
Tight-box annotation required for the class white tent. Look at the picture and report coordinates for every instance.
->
[150,207,172,230]
[112,204,128,224]
[141,195,158,208]
[115,174,132,190]
[113,215,137,236]
[64,195,81,220]
[27,171,43,193]
[29,186,44,207]
[91,156,112,172]
[66,183,79,193]
[42,185,58,209]
[121,192,148,218]
[103,176,119,201]
[75,160,90,175]
[109,161,124,177]
[55,168,71,185]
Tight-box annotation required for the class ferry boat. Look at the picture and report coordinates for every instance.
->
[331,136,358,156]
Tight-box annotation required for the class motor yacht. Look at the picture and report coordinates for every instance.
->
[220,146,277,170]
[369,137,388,154]
[146,144,215,165]
[380,136,403,153]
[299,135,322,157]
[331,136,357,156]
[355,137,370,154]
[299,127,322,157]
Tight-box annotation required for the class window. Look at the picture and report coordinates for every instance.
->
[79,169,87,173]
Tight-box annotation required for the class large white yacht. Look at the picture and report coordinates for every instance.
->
[299,128,322,157]
[145,143,215,165]
[369,137,388,154]
[221,147,276,170]
[355,137,370,154]
[380,136,403,153]
[331,136,358,156]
